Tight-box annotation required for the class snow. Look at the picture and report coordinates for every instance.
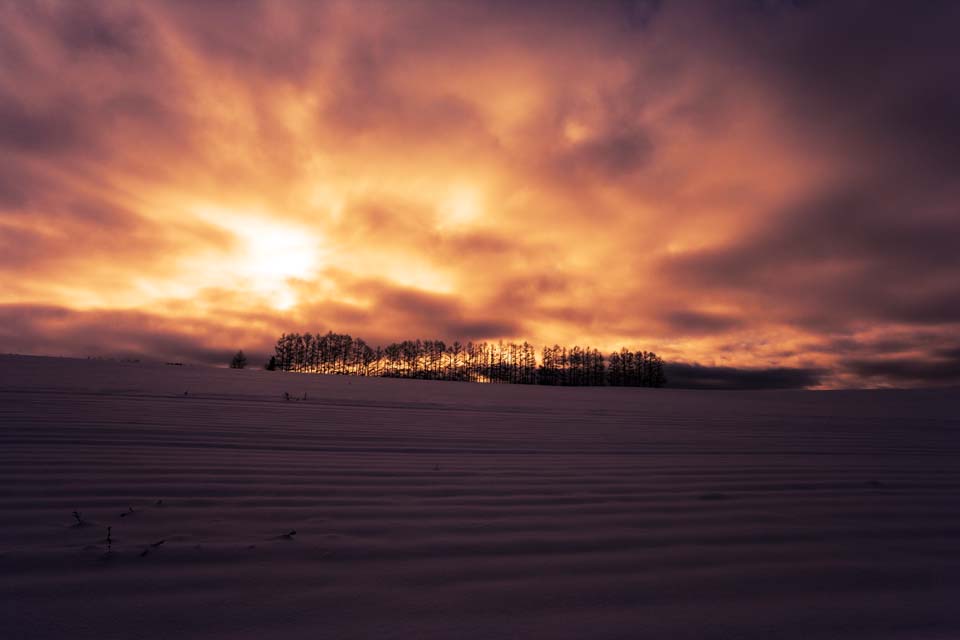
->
[1,354,959,639]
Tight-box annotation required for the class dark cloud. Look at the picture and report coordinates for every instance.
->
[0,304,241,365]
[0,292,520,367]
[52,2,147,57]
[284,271,523,347]
[0,93,83,153]
[558,128,654,178]
[660,186,960,332]
[840,355,960,388]
[935,346,960,361]
[662,310,742,335]
[665,362,826,390]
[735,0,960,177]
[354,281,523,342]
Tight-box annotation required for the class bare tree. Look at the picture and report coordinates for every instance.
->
[230,350,248,369]
[268,332,665,388]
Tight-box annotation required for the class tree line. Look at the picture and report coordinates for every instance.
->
[258,331,666,387]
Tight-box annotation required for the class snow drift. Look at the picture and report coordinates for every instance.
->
[1,355,958,639]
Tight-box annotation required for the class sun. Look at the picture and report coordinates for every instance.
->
[192,205,322,310]
[233,222,319,309]
[234,223,316,283]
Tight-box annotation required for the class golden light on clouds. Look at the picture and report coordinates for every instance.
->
[191,206,323,311]
[437,185,483,230]
[2,1,959,388]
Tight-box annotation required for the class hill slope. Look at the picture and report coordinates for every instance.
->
[1,355,959,639]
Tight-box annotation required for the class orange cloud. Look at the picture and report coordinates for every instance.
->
[2,1,959,387]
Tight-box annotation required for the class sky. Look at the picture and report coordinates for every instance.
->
[1,0,959,388]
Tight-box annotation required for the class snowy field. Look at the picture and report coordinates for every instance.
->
[1,354,959,639]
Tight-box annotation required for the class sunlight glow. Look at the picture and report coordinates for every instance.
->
[437,185,483,229]
[193,206,322,310]
[384,262,455,295]
[235,224,316,282]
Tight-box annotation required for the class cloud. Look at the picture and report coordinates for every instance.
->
[840,355,960,388]
[661,310,743,335]
[0,91,84,153]
[664,363,826,390]
[0,304,238,365]
[827,330,960,388]
[0,1,958,387]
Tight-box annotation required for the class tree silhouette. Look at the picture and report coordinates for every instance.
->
[230,350,248,369]
[265,331,667,388]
